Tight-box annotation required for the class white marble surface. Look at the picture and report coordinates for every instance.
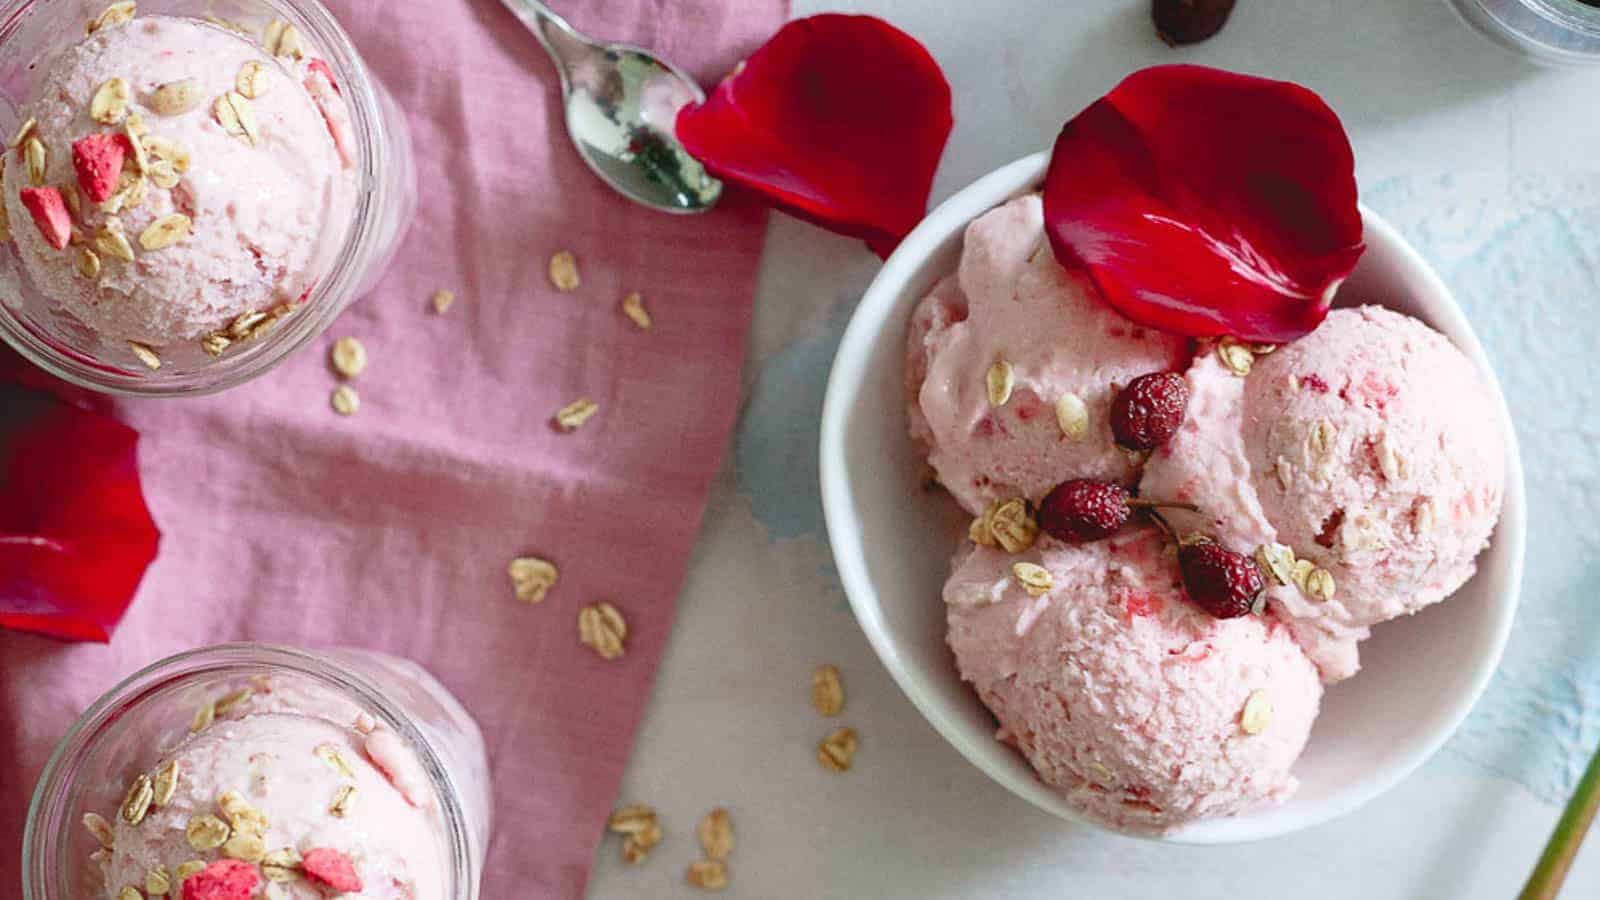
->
[589,0,1600,896]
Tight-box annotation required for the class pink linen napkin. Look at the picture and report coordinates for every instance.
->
[0,0,786,896]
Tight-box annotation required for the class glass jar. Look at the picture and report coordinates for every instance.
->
[1447,0,1600,64]
[22,643,489,899]
[0,0,416,396]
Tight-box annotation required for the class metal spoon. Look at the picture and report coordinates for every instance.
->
[499,0,723,214]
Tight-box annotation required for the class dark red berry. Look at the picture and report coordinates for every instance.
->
[1111,372,1190,451]
[1037,479,1132,544]
[1178,539,1264,619]
[1153,0,1238,46]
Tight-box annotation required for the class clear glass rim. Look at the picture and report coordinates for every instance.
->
[0,0,391,398]
[22,642,476,899]
[1529,0,1600,36]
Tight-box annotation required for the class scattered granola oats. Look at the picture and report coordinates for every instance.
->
[235,61,270,99]
[686,859,729,891]
[817,726,858,773]
[810,664,844,717]
[607,804,658,835]
[190,700,216,732]
[76,246,101,279]
[1303,567,1336,602]
[1011,561,1053,597]
[83,811,115,849]
[60,182,82,220]
[10,118,36,155]
[328,783,357,817]
[1055,393,1088,439]
[968,513,997,547]
[221,827,266,863]
[578,602,627,660]
[143,136,190,172]
[1254,543,1296,586]
[621,291,652,331]
[145,865,171,895]
[213,688,250,716]
[986,498,1038,554]
[174,860,205,880]
[125,340,160,370]
[1274,456,1293,492]
[201,333,231,357]
[138,213,191,250]
[87,2,137,33]
[330,384,360,416]
[431,288,455,314]
[264,19,306,59]
[621,823,662,864]
[507,556,558,604]
[146,160,180,190]
[90,77,131,124]
[548,250,580,291]
[315,743,357,780]
[1216,337,1254,376]
[117,886,142,900]
[985,359,1014,407]
[219,791,268,831]
[149,78,201,116]
[261,847,301,869]
[553,397,598,431]
[697,808,734,861]
[227,310,267,338]
[152,759,180,807]
[185,814,230,851]
[1307,419,1336,462]
[212,91,258,145]
[24,136,46,186]
[330,336,367,378]
[1289,558,1315,593]
[124,112,147,139]
[1240,689,1273,735]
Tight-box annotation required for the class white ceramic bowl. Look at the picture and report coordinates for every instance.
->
[819,151,1527,844]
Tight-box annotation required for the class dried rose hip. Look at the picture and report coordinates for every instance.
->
[302,847,363,892]
[1043,65,1363,343]
[1111,372,1190,450]
[1179,538,1264,619]
[1038,479,1132,544]
[1153,0,1238,45]
[71,132,131,203]
[677,14,953,258]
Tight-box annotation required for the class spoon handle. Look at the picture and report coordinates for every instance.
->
[498,0,588,72]
[1520,737,1600,899]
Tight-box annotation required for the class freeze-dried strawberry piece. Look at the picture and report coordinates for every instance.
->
[71,132,130,203]
[179,859,259,900]
[302,847,363,892]
[18,187,71,250]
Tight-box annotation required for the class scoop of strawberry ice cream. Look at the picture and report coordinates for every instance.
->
[95,679,446,899]
[2,14,353,348]
[945,528,1321,833]
[1140,306,1506,680]
[907,193,1189,515]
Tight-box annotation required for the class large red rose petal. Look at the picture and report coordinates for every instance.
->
[0,383,160,642]
[1043,65,1364,343]
[676,14,953,259]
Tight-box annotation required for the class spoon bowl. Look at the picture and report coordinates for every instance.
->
[501,0,722,214]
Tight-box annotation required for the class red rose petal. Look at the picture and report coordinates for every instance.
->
[676,14,952,259]
[71,132,130,203]
[179,859,259,900]
[19,186,72,250]
[302,847,364,892]
[0,381,160,643]
[1043,65,1364,343]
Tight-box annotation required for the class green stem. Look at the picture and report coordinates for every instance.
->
[1521,738,1600,900]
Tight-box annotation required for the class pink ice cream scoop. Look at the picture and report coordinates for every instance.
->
[2,14,354,349]
[908,194,1189,515]
[945,528,1322,833]
[94,678,446,899]
[1140,306,1506,680]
